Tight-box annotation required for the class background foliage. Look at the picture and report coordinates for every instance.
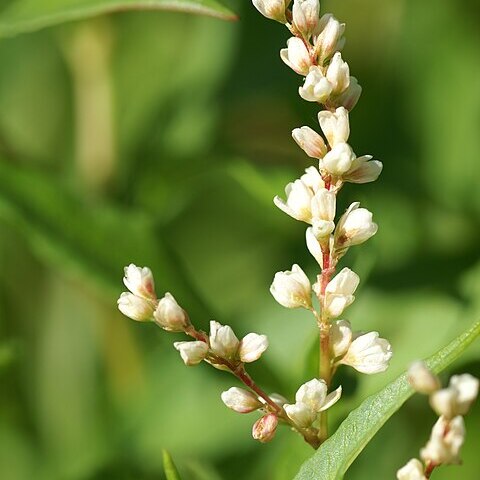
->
[0,0,479,479]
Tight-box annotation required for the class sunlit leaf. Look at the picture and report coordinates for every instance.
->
[295,321,480,480]
[0,0,237,38]
[163,449,182,480]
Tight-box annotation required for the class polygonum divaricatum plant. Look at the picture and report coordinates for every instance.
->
[117,0,479,476]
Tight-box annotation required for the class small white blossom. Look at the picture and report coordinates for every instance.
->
[407,361,441,395]
[300,166,325,192]
[340,331,392,374]
[284,379,342,427]
[314,14,345,62]
[292,0,319,38]
[329,319,353,358]
[209,321,239,359]
[343,155,383,184]
[153,292,189,332]
[123,264,156,299]
[420,416,465,465]
[270,264,312,309]
[299,66,333,103]
[430,374,479,418]
[326,52,350,95]
[321,267,360,318]
[311,188,336,238]
[396,459,427,480]
[252,413,278,443]
[335,202,378,247]
[280,37,312,75]
[252,0,288,23]
[174,341,209,366]
[274,178,314,222]
[117,292,155,322]
[335,76,362,111]
[321,142,356,175]
[239,333,269,363]
[318,106,350,147]
[221,387,262,413]
[292,126,327,159]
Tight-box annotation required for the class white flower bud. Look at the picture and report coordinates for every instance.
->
[300,166,325,192]
[174,341,208,366]
[292,0,319,38]
[299,66,333,103]
[321,142,355,175]
[285,379,342,427]
[284,401,316,427]
[407,361,441,395]
[420,416,465,465]
[123,264,156,299]
[448,374,479,415]
[239,333,269,363]
[318,107,350,147]
[252,413,278,442]
[268,393,289,407]
[117,292,155,321]
[292,126,327,158]
[280,37,312,75]
[430,374,479,418]
[209,321,239,359]
[326,52,350,95]
[396,459,427,480]
[274,178,314,223]
[221,387,262,413]
[153,292,189,332]
[343,155,383,184]
[335,76,362,111]
[252,0,288,23]
[330,319,353,358]
[310,188,336,237]
[335,202,378,248]
[314,14,345,62]
[270,264,312,309]
[323,267,360,318]
[340,331,393,374]
[305,227,324,268]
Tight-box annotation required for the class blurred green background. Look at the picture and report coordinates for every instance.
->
[0,0,479,479]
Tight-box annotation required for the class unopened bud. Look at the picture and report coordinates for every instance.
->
[221,387,262,413]
[292,126,327,159]
[335,202,378,247]
[280,37,312,75]
[322,142,355,175]
[117,292,154,321]
[252,0,288,23]
[396,459,427,480]
[154,293,189,332]
[209,321,239,359]
[292,0,320,38]
[335,76,362,111]
[314,14,345,62]
[123,264,156,299]
[239,333,269,363]
[299,66,333,103]
[407,361,441,395]
[173,341,208,366]
[252,413,278,443]
[270,264,312,309]
[326,52,350,95]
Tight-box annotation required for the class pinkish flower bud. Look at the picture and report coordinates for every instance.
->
[252,413,278,443]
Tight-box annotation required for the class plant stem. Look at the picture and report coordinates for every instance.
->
[185,325,321,448]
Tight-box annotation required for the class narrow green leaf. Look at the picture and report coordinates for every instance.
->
[295,321,480,480]
[0,0,237,38]
[163,449,182,480]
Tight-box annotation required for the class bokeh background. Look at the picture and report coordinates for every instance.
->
[0,0,479,479]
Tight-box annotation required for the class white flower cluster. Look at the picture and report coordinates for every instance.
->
[397,362,479,479]
[118,265,269,368]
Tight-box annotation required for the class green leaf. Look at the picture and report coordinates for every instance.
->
[163,449,182,480]
[295,320,480,480]
[0,0,237,38]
